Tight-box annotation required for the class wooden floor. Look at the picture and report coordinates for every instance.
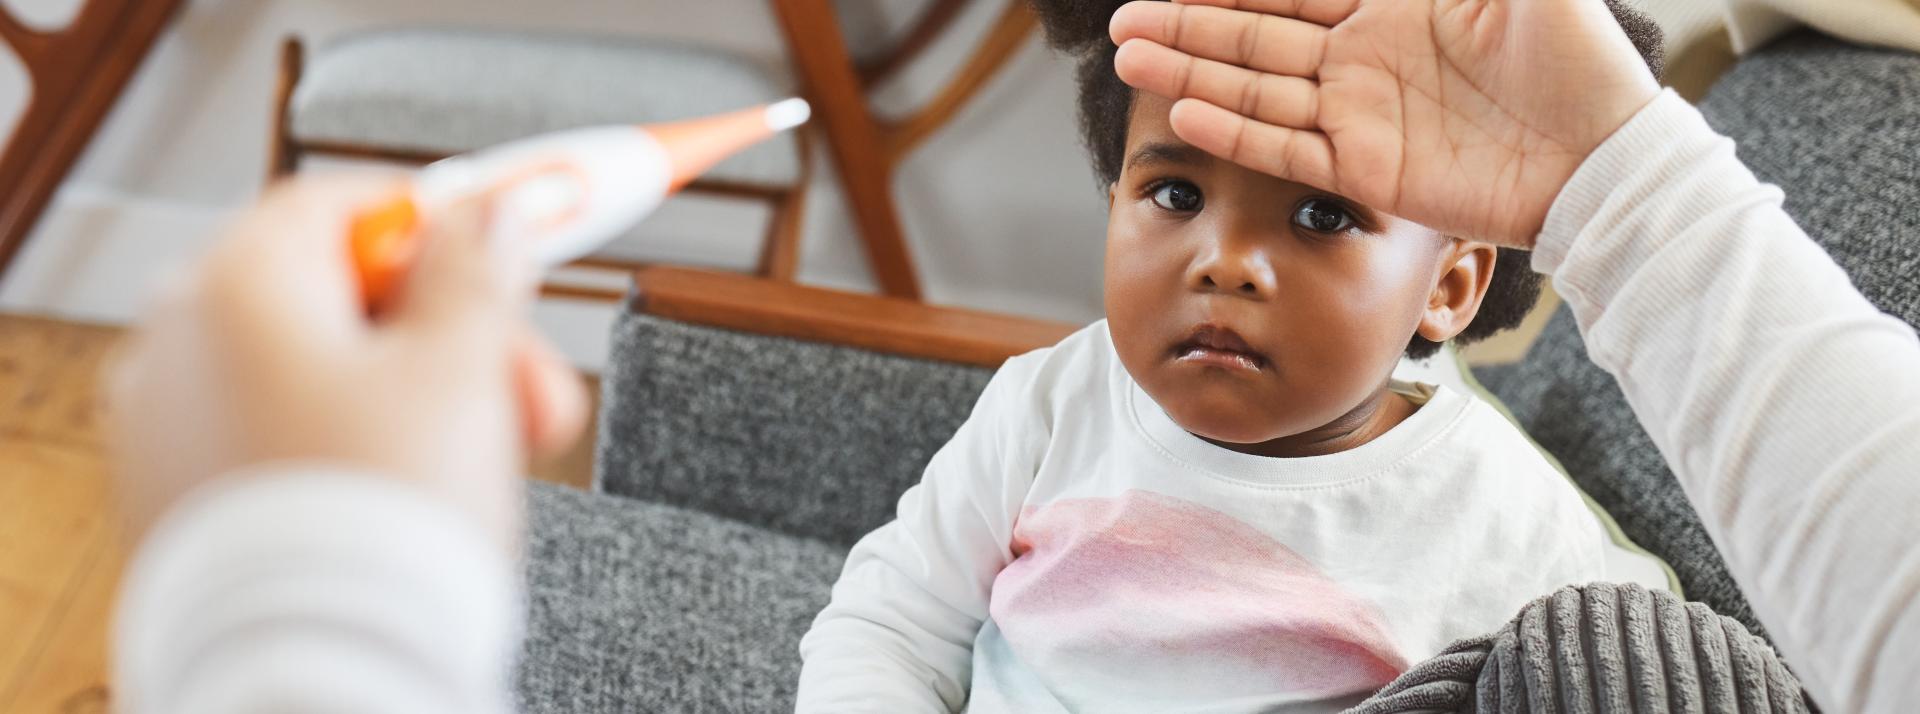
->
[0,312,595,713]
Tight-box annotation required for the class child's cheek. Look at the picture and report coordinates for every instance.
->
[1103,211,1177,301]
[1319,239,1447,364]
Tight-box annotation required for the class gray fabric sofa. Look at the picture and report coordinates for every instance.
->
[517,315,995,712]
[512,31,1915,713]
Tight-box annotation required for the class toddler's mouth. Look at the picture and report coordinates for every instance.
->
[1172,324,1267,371]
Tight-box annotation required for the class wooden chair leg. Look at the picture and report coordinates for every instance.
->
[0,0,187,283]
[771,0,922,300]
[886,1,1036,158]
[856,0,967,88]
[757,187,807,282]
[266,36,304,181]
[757,129,811,282]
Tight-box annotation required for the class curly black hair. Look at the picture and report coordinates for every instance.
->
[1031,0,1665,358]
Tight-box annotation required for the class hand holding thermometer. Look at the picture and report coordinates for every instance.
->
[349,98,812,313]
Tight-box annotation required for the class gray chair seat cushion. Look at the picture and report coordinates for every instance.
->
[516,481,843,712]
[1471,31,1920,644]
[596,312,995,548]
[292,29,802,186]
[1695,31,1920,316]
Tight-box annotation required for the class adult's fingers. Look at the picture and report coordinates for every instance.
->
[1115,39,1320,131]
[390,194,523,350]
[1168,97,1337,192]
[199,175,404,347]
[511,329,589,461]
[1110,1,1328,78]
[224,175,405,271]
[1169,0,1361,28]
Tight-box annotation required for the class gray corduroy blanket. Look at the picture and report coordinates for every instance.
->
[1346,583,1809,713]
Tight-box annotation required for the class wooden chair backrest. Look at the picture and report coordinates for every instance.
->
[0,0,185,281]
[630,265,1077,368]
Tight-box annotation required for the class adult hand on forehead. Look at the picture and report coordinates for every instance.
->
[1108,0,1661,247]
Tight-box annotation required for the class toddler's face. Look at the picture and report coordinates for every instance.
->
[1104,93,1476,451]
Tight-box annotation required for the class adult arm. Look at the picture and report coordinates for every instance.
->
[1537,90,1920,712]
[1104,0,1920,706]
[106,177,588,712]
[115,469,521,714]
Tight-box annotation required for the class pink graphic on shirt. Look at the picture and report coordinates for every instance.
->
[988,489,1408,704]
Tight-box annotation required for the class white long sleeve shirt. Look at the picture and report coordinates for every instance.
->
[114,469,522,714]
[1535,89,1920,713]
[113,91,1920,713]
[795,321,1610,713]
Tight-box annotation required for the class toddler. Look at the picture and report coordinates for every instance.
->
[797,1,1664,711]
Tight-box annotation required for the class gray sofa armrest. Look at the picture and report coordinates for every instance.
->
[594,311,994,547]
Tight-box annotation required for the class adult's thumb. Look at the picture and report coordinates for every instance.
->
[390,195,530,346]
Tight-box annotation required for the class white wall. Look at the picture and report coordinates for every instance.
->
[0,0,1109,369]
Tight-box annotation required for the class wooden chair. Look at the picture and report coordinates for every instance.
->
[0,0,187,282]
[630,263,1074,368]
[269,32,813,302]
[772,0,1038,300]
[269,2,1035,304]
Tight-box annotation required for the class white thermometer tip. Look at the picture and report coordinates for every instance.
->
[765,98,812,132]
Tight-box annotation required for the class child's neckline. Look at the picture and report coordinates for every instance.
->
[1124,378,1468,489]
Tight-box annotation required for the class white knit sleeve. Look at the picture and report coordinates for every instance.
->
[1535,89,1920,712]
[114,468,522,714]
[796,356,1045,713]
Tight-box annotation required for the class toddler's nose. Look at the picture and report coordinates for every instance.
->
[1187,243,1277,301]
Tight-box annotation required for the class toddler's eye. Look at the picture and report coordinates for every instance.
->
[1150,181,1203,212]
[1293,198,1355,233]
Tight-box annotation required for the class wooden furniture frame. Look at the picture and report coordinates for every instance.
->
[0,0,1037,298]
[272,0,1037,303]
[772,0,1037,301]
[0,0,188,282]
[631,263,1074,368]
[268,37,814,302]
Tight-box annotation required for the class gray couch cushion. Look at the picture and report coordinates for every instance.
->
[293,29,802,186]
[517,481,843,712]
[1471,31,1920,643]
[596,312,995,547]
[1695,31,1920,316]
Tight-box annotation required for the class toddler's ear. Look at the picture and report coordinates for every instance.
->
[1415,240,1497,344]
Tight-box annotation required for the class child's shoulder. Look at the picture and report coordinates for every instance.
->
[1444,392,1567,476]
[993,318,1120,388]
[1439,391,1603,525]
[1000,318,1115,373]
[977,319,1125,417]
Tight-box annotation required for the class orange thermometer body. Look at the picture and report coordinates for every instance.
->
[350,98,811,312]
